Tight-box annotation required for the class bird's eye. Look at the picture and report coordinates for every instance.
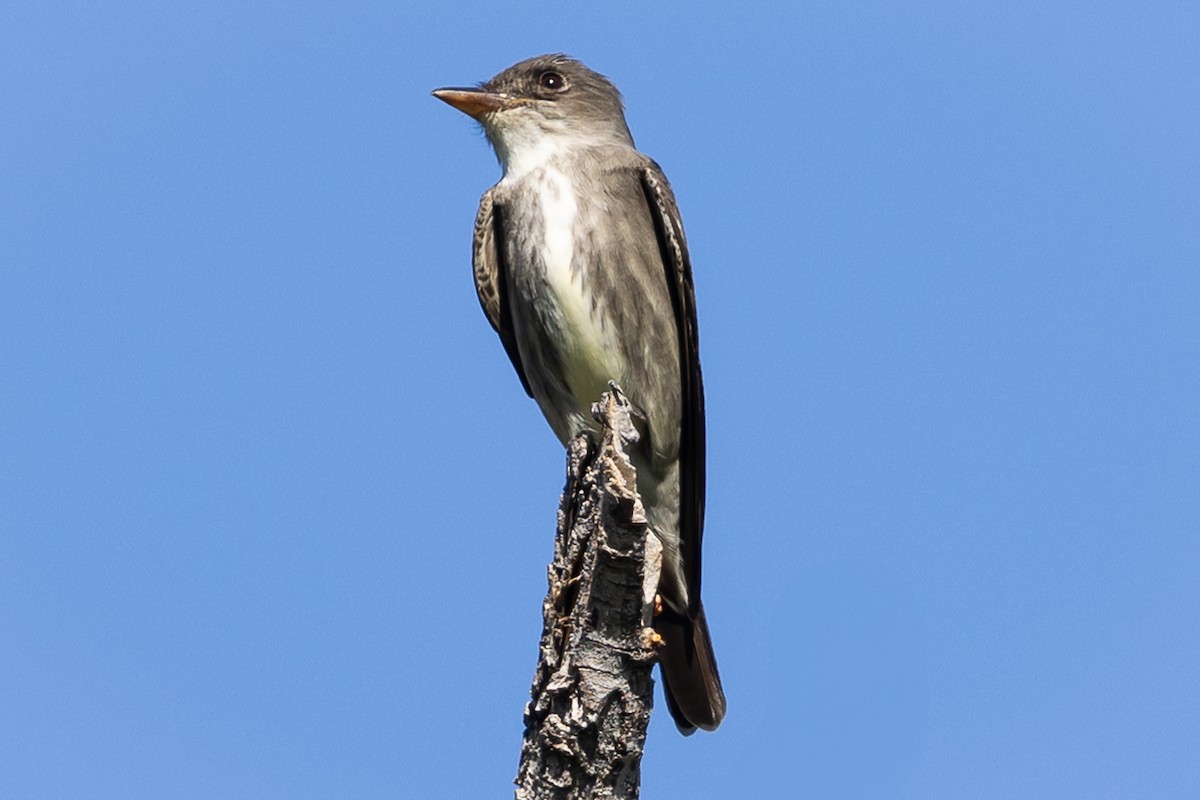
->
[538,71,567,92]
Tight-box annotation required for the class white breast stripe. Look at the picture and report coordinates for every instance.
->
[540,168,578,313]
[537,167,618,413]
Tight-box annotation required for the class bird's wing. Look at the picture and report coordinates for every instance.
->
[473,188,532,397]
[639,161,706,618]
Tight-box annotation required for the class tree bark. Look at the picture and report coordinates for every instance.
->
[515,385,662,800]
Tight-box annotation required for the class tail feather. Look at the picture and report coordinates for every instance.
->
[655,603,725,734]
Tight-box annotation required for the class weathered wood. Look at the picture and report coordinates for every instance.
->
[515,385,662,800]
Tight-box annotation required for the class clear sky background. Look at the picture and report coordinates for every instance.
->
[3,2,1197,797]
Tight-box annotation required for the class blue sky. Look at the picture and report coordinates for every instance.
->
[2,2,1197,797]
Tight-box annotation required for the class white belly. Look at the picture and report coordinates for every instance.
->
[536,168,622,423]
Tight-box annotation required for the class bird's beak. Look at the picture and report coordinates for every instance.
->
[432,87,521,120]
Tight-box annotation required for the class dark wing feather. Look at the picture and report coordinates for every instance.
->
[639,162,706,619]
[473,189,532,397]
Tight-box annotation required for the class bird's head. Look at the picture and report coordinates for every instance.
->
[433,54,635,176]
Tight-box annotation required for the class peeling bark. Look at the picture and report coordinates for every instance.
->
[515,385,662,800]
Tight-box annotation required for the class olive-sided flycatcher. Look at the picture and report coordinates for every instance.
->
[433,54,725,733]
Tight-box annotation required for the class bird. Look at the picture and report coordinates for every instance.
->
[432,54,725,733]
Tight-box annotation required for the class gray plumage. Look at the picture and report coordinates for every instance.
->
[434,54,725,733]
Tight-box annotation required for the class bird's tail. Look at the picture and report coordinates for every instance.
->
[656,602,726,734]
